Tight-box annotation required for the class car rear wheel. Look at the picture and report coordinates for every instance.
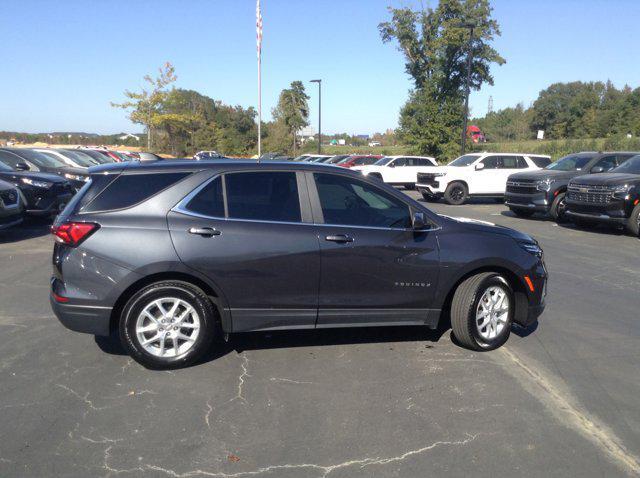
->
[450,273,513,351]
[550,192,567,222]
[509,207,535,218]
[119,281,217,369]
[626,204,640,237]
[444,182,468,205]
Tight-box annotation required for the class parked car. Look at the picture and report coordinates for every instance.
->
[415,153,551,205]
[505,152,638,220]
[66,149,114,165]
[0,148,89,191]
[292,155,312,161]
[324,155,351,164]
[564,154,640,236]
[0,178,23,229]
[51,160,547,369]
[34,148,100,169]
[194,151,224,160]
[0,161,75,216]
[336,155,383,168]
[353,155,438,189]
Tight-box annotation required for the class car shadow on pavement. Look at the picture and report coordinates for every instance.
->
[0,218,51,244]
[95,325,451,368]
[500,210,550,222]
[557,221,629,237]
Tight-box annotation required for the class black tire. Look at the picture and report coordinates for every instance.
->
[509,207,534,218]
[119,281,217,369]
[549,192,567,222]
[404,183,416,190]
[626,204,640,237]
[444,182,468,205]
[450,273,513,351]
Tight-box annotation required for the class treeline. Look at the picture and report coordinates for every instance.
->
[0,131,145,147]
[474,81,640,142]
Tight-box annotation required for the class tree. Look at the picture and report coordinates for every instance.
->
[111,62,177,150]
[272,81,310,154]
[379,0,504,98]
[379,0,504,159]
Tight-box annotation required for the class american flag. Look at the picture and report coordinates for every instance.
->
[256,0,263,60]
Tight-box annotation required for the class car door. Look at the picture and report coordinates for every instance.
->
[167,170,321,332]
[590,155,617,173]
[470,155,502,194]
[498,156,528,193]
[308,172,440,327]
[385,157,407,183]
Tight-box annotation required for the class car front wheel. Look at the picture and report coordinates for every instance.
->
[626,204,640,237]
[450,272,513,351]
[119,281,217,369]
[444,182,468,205]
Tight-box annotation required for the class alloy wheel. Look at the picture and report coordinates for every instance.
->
[475,286,510,340]
[135,298,201,358]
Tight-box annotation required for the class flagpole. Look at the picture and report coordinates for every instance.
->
[256,0,262,162]
[258,53,261,161]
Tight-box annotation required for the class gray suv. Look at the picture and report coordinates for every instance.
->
[51,160,547,369]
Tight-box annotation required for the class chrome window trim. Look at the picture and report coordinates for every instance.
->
[173,172,443,232]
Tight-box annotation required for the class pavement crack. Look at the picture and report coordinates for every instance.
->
[139,434,479,477]
[269,377,314,385]
[231,354,250,403]
[205,399,213,429]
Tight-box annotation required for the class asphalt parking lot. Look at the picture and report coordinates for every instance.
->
[1,197,639,478]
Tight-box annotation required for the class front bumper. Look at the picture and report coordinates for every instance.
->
[0,213,23,230]
[504,191,550,212]
[565,199,629,226]
[25,191,73,216]
[416,182,446,197]
[565,210,627,226]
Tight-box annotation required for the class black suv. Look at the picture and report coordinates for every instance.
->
[0,160,75,217]
[565,154,640,236]
[505,152,638,220]
[0,148,89,190]
[51,160,547,369]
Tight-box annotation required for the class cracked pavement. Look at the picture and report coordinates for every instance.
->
[0,202,639,477]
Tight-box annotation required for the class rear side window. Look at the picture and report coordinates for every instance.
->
[82,172,190,212]
[185,176,224,217]
[225,172,301,222]
[530,156,551,167]
[0,150,27,169]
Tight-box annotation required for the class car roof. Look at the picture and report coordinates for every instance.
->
[88,158,354,175]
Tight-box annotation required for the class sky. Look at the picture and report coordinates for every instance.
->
[1,0,640,136]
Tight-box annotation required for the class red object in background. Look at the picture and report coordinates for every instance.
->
[467,125,486,143]
[338,155,383,168]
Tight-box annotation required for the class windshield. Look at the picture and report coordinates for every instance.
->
[10,149,66,168]
[611,155,640,174]
[374,156,394,166]
[448,154,480,167]
[546,154,594,171]
[325,155,348,164]
[60,150,101,167]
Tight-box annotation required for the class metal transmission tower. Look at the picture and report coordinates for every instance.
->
[488,96,494,114]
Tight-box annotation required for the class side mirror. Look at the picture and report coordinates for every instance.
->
[412,211,429,230]
[475,163,485,171]
[16,162,30,171]
[591,166,604,174]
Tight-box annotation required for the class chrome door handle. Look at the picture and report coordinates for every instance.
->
[188,227,221,237]
[325,234,354,243]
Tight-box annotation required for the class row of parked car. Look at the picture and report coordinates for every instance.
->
[0,147,150,229]
[287,151,640,237]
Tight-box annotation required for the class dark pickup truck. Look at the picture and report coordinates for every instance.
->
[505,152,638,221]
[565,155,640,236]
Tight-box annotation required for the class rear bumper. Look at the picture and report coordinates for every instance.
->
[50,294,112,336]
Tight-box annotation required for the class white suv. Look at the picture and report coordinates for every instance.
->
[415,153,551,205]
[353,155,437,189]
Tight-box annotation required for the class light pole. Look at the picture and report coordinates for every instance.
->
[461,23,475,155]
[310,79,322,154]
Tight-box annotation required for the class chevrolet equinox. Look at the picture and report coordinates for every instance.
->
[51,160,547,369]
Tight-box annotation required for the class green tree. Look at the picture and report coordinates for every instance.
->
[111,62,177,150]
[379,0,504,159]
[272,81,310,154]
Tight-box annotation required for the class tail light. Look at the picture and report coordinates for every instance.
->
[51,222,99,247]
